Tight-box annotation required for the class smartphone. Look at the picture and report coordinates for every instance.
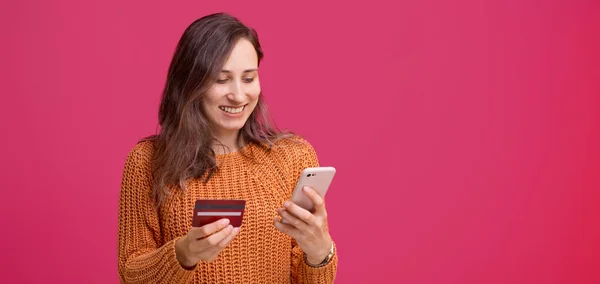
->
[290,166,336,212]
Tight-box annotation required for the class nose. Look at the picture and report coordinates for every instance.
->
[227,80,245,103]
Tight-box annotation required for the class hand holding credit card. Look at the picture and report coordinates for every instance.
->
[175,200,245,267]
[192,199,246,227]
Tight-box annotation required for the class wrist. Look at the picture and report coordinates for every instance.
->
[305,253,327,265]
[305,242,335,267]
[175,236,196,270]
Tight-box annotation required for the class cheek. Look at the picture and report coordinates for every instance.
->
[206,86,227,104]
[248,82,261,100]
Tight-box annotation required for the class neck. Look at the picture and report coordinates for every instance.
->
[211,129,244,155]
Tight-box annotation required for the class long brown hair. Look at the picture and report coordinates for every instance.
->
[146,13,290,205]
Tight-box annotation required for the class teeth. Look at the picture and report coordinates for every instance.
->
[220,106,244,114]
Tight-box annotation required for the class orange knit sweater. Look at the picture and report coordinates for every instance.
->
[117,136,338,283]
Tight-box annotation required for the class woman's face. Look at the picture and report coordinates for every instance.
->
[202,38,261,136]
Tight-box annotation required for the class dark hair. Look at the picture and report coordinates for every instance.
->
[145,13,290,205]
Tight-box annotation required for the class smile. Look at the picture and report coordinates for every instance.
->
[219,105,246,114]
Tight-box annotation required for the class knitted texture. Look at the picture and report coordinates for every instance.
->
[117,136,338,283]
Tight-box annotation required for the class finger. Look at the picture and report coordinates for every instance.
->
[283,200,315,224]
[189,218,230,239]
[302,186,327,216]
[278,208,309,230]
[274,217,302,239]
[199,225,234,247]
[215,226,240,249]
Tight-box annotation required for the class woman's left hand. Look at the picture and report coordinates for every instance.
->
[274,186,333,265]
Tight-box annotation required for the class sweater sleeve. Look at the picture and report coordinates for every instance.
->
[288,139,339,283]
[117,143,195,284]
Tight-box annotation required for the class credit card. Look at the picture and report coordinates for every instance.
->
[192,199,246,227]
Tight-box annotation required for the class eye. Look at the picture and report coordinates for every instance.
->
[243,77,255,83]
[216,78,229,84]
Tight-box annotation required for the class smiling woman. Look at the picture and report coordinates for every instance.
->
[116,12,338,284]
[203,39,262,140]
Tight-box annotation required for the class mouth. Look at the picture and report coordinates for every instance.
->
[219,104,246,114]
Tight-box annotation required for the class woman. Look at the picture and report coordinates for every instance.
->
[117,13,338,283]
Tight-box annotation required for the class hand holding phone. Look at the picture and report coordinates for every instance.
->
[290,167,336,213]
[275,167,336,263]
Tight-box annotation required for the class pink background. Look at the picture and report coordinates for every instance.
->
[1,0,599,283]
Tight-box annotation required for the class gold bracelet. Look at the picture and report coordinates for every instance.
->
[304,243,335,268]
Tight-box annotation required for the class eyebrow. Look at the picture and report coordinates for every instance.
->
[220,69,257,73]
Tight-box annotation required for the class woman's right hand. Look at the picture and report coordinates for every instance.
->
[175,218,240,268]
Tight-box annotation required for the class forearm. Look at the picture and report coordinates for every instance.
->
[118,237,195,284]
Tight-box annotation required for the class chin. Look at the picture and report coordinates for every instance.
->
[217,121,249,132]
[208,106,256,134]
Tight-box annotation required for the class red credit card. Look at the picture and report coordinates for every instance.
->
[192,200,246,228]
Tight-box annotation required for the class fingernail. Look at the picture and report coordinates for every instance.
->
[284,201,290,207]
[227,225,233,231]
[222,219,230,225]
[234,227,240,233]
[303,186,310,192]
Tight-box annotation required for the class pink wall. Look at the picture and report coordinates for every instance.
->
[1,0,599,283]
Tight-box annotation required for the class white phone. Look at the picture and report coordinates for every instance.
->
[290,166,336,212]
